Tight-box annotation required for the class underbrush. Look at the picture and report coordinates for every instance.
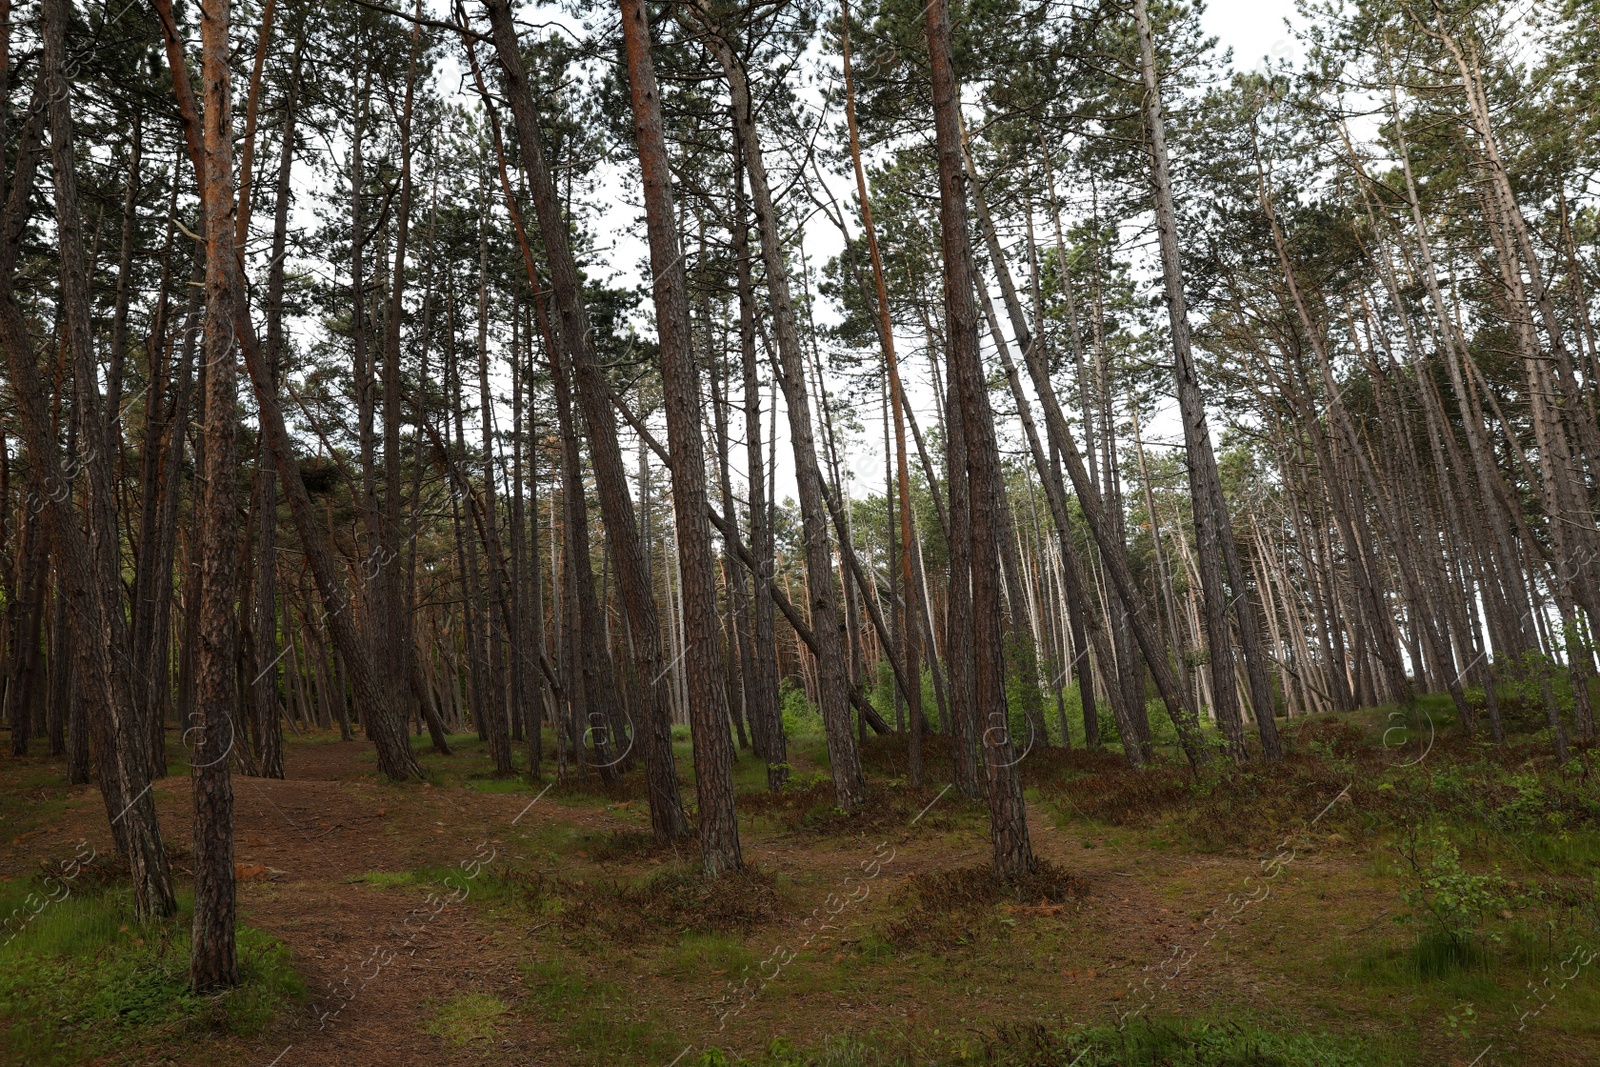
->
[401,730,655,803]
[857,731,1129,788]
[519,863,784,937]
[1037,719,1600,854]
[739,775,962,836]
[521,955,681,1062]
[0,756,74,841]
[546,769,652,804]
[0,880,303,1065]
[1350,818,1600,989]
[972,1018,1390,1066]
[880,861,1086,949]
[586,827,678,862]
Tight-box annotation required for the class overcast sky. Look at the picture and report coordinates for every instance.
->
[1203,0,1301,75]
[781,0,1310,506]
[421,1,1311,510]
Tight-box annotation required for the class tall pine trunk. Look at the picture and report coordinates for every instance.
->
[688,3,866,809]
[1133,0,1280,760]
[620,0,742,872]
[191,0,241,989]
[926,0,1033,876]
[485,0,687,840]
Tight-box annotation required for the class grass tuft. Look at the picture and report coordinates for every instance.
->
[882,860,1086,948]
[520,863,784,936]
[738,778,962,836]
[422,991,510,1046]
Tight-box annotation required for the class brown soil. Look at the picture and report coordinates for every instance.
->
[3,737,1591,1067]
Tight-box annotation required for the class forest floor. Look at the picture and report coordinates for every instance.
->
[2,699,1598,1067]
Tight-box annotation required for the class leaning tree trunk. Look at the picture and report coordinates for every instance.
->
[250,25,304,781]
[843,0,924,783]
[32,8,177,917]
[688,4,866,809]
[970,144,1205,765]
[152,0,422,781]
[473,190,514,777]
[383,6,426,737]
[731,151,787,791]
[1134,0,1281,761]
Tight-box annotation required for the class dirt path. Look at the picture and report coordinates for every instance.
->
[211,744,657,1067]
[3,742,645,1066]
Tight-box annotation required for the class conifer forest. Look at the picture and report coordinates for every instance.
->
[0,0,1598,1063]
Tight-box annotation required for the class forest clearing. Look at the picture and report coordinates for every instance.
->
[0,0,1598,1062]
[3,707,1599,1066]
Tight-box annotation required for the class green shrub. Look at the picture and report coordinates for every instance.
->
[781,680,822,740]
[1398,825,1511,950]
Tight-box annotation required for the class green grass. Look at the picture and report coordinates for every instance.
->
[1355,930,1497,986]
[989,1017,1400,1066]
[400,731,550,787]
[346,870,420,888]
[346,863,523,910]
[699,1016,1399,1065]
[521,956,682,1064]
[469,776,544,793]
[0,883,303,1065]
[423,991,510,1046]
[660,932,757,980]
[8,693,1597,1066]
[0,757,75,842]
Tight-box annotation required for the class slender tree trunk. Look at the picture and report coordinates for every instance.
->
[1134,0,1281,761]
[105,111,141,443]
[843,0,923,783]
[26,9,177,916]
[723,168,788,791]
[973,150,1203,764]
[191,0,240,989]
[483,0,687,838]
[473,183,514,776]
[250,27,304,781]
[686,6,865,809]
[154,0,422,780]
[620,0,742,871]
[944,368,981,796]
[521,333,547,777]
[384,3,426,732]
[926,0,1034,876]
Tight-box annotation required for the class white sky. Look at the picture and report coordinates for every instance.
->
[1206,0,1301,75]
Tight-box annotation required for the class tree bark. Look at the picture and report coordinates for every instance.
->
[926,0,1034,877]
[620,0,742,872]
[191,0,240,990]
[251,25,306,781]
[483,0,687,839]
[153,0,423,781]
[731,149,787,790]
[473,183,514,777]
[29,10,176,917]
[686,3,866,809]
[843,0,923,783]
